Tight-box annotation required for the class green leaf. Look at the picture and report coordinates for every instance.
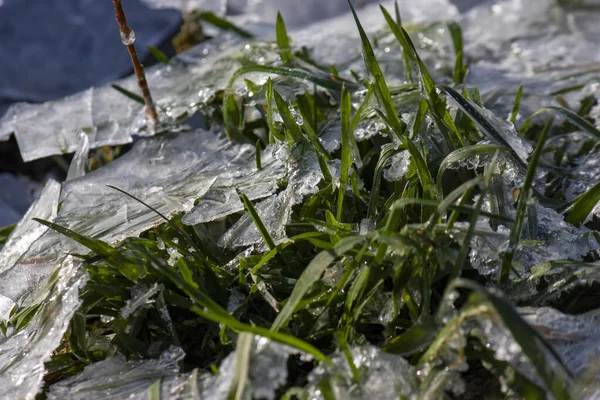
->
[228,333,253,400]
[146,45,170,64]
[348,0,405,136]
[564,180,600,226]
[337,86,352,222]
[447,22,466,84]
[111,84,145,105]
[272,90,305,143]
[271,251,335,331]
[510,84,524,125]
[500,118,553,282]
[438,85,527,167]
[520,106,600,138]
[380,6,463,149]
[197,11,253,38]
[238,190,277,250]
[275,12,293,63]
[33,218,146,282]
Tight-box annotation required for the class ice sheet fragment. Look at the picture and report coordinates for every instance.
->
[0,179,61,317]
[0,258,88,400]
[47,346,185,400]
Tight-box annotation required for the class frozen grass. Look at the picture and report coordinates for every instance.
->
[2,1,600,398]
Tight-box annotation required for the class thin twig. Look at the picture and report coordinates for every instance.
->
[112,0,159,126]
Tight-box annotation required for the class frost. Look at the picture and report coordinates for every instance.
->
[0,258,88,400]
[383,150,411,182]
[47,346,185,400]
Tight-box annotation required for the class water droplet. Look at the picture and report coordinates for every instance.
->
[120,30,136,46]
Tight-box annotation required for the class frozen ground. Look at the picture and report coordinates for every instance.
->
[0,0,599,398]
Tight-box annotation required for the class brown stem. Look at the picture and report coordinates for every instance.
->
[112,0,159,126]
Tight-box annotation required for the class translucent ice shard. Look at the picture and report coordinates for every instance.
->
[47,346,185,400]
[307,345,418,400]
[0,258,88,400]
[66,131,90,181]
[520,307,600,375]
[0,179,61,318]
[383,150,411,182]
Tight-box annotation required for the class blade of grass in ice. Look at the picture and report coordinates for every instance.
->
[447,22,466,84]
[454,279,573,398]
[436,143,507,193]
[33,218,146,282]
[564,180,600,226]
[196,11,253,38]
[275,12,293,63]
[334,331,360,383]
[228,332,253,400]
[255,140,262,170]
[146,45,170,64]
[520,106,600,138]
[368,145,399,220]
[392,1,414,83]
[439,85,528,167]
[111,84,145,105]
[380,6,463,149]
[337,86,352,221]
[509,84,524,125]
[348,0,405,136]
[238,190,277,250]
[271,250,335,331]
[265,78,284,142]
[273,90,304,143]
[500,118,553,282]
[451,151,498,281]
[375,109,438,200]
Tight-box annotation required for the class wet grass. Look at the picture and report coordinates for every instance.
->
[4,1,600,398]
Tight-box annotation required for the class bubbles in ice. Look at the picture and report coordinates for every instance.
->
[120,29,136,46]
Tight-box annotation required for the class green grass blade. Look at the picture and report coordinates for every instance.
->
[271,251,335,331]
[500,118,553,282]
[273,90,305,143]
[197,11,253,38]
[238,190,277,250]
[438,85,528,167]
[33,218,146,282]
[451,152,498,280]
[265,78,284,142]
[380,6,463,149]
[276,12,293,63]
[447,22,466,84]
[520,106,600,138]
[255,140,262,170]
[348,0,405,135]
[337,86,352,222]
[509,84,524,125]
[564,180,600,226]
[146,45,170,64]
[436,143,507,194]
[228,332,253,400]
[111,84,145,105]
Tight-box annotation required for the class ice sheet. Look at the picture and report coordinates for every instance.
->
[0,258,88,400]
